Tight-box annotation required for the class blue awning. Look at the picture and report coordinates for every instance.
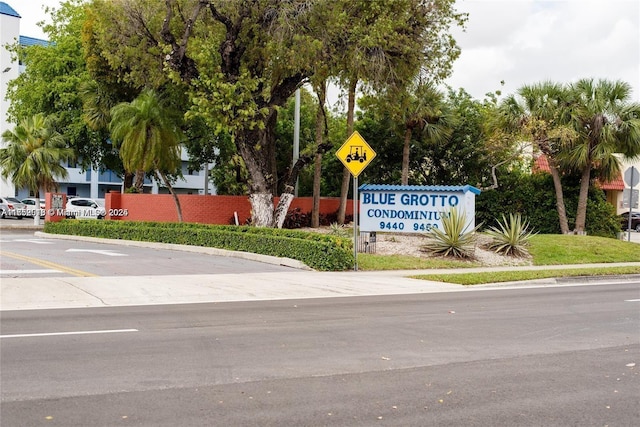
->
[359,184,481,195]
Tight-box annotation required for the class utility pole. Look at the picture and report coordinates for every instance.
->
[293,88,300,196]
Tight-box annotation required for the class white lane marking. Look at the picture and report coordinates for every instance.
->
[0,329,139,339]
[0,269,60,274]
[13,239,54,244]
[624,299,640,302]
[65,249,128,257]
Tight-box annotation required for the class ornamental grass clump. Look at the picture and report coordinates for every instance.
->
[329,222,350,237]
[422,208,481,259]
[486,213,537,257]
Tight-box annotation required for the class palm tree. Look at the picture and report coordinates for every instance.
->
[109,89,185,222]
[565,78,640,234]
[399,82,454,185]
[0,113,74,201]
[78,80,137,189]
[500,81,577,234]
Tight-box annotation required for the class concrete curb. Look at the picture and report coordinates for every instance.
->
[468,274,640,289]
[0,223,45,231]
[34,231,313,271]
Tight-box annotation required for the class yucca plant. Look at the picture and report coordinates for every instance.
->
[329,222,350,237]
[422,208,481,258]
[485,213,537,257]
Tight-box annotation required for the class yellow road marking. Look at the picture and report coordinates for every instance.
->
[0,250,98,277]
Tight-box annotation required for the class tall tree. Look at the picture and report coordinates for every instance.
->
[87,0,463,226]
[88,0,322,226]
[311,82,329,228]
[356,88,507,188]
[77,79,138,188]
[333,0,466,222]
[366,80,454,185]
[501,82,577,234]
[0,114,74,200]
[414,88,504,187]
[5,0,119,172]
[565,78,640,234]
[109,89,185,221]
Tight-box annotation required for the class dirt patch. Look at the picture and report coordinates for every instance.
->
[302,226,532,267]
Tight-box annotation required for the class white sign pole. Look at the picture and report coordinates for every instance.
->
[628,167,635,242]
[335,131,375,272]
[353,175,358,271]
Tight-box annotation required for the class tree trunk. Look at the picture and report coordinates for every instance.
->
[239,101,328,228]
[312,81,327,228]
[312,153,322,228]
[537,143,570,234]
[401,126,412,185]
[574,166,591,234]
[337,78,357,224]
[123,171,134,191]
[337,170,351,224]
[250,192,274,227]
[548,164,570,234]
[155,170,183,223]
[33,188,41,225]
[133,169,145,193]
[273,185,295,228]
[236,109,279,227]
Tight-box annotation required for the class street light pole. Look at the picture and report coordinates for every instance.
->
[293,88,300,197]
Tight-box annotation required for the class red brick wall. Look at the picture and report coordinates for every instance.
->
[105,193,353,225]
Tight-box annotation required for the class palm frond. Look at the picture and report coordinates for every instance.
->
[422,207,481,259]
[485,213,537,257]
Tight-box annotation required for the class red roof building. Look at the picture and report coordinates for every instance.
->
[533,155,625,190]
[532,154,631,213]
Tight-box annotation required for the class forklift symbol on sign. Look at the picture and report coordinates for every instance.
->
[345,146,367,163]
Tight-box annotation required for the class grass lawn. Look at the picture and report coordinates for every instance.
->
[412,266,640,285]
[528,234,640,264]
[358,234,640,285]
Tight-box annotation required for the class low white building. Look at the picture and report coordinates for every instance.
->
[0,1,214,199]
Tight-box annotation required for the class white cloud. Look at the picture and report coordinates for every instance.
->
[13,0,56,40]
[447,0,640,101]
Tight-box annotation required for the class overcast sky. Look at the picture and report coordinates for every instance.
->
[16,0,640,103]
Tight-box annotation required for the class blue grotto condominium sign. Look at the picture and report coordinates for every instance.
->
[359,184,481,233]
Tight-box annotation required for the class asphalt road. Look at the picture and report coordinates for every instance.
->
[2,284,639,426]
[0,229,295,277]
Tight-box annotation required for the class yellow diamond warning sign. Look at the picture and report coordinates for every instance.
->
[336,131,376,177]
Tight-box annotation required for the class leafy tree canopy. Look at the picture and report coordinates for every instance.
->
[5,0,117,171]
[84,0,466,225]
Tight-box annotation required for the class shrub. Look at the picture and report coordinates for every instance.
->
[282,208,310,228]
[43,220,354,271]
[281,209,354,229]
[476,172,560,234]
[476,170,622,237]
[485,213,536,257]
[585,194,621,238]
[328,222,350,237]
[422,208,481,259]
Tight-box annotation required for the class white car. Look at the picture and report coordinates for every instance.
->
[21,197,46,218]
[65,197,106,219]
[0,196,27,219]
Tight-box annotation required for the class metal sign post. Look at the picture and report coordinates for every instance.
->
[353,175,358,271]
[336,131,376,271]
[624,166,639,242]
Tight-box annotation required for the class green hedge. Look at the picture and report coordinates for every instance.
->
[43,220,354,271]
[476,171,621,238]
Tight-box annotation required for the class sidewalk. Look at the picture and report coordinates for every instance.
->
[1,225,639,311]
